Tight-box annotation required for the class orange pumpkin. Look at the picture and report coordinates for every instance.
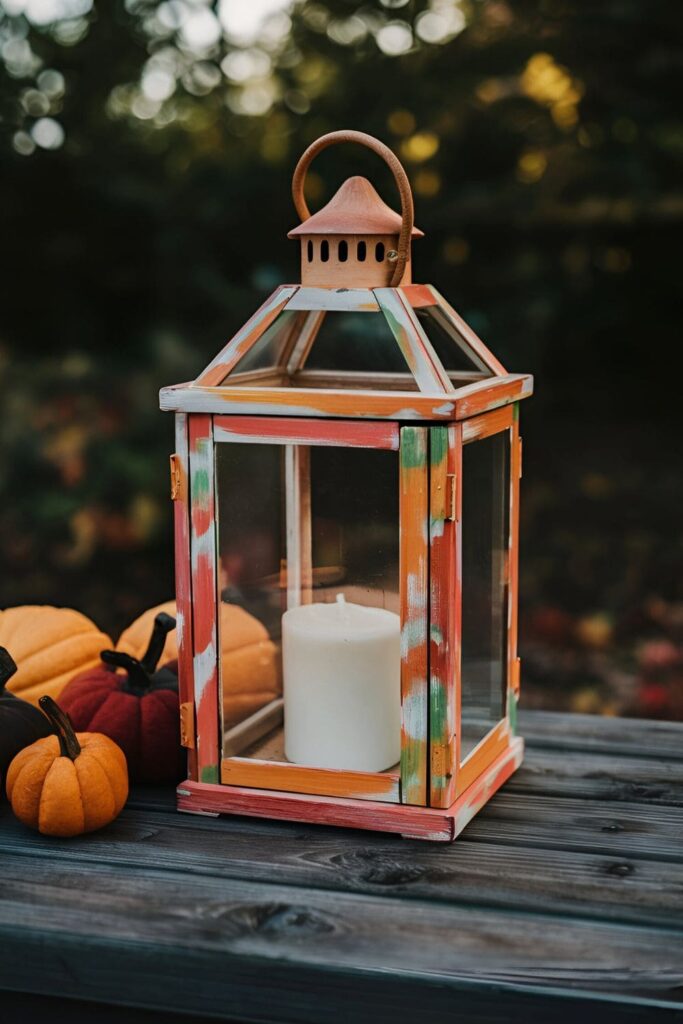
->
[6,696,128,836]
[0,606,112,706]
[117,600,280,729]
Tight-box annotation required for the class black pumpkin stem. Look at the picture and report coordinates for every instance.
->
[0,647,18,695]
[141,612,176,674]
[39,696,81,760]
[100,612,176,695]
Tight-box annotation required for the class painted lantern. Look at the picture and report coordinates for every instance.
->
[161,131,533,841]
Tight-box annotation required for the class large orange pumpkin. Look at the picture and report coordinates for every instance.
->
[117,600,281,729]
[0,606,112,706]
[6,696,128,836]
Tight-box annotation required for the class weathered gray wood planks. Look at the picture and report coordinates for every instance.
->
[0,709,681,1023]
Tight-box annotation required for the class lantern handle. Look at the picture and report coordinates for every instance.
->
[291,130,415,288]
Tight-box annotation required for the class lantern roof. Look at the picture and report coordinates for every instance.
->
[160,131,533,421]
[288,176,424,238]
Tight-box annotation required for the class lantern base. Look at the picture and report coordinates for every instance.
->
[176,737,523,842]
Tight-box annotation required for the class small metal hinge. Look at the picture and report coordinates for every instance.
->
[446,473,457,521]
[512,657,521,692]
[179,701,195,748]
[431,744,447,777]
[170,454,181,500]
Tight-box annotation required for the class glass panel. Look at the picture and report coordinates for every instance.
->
[221,310,299,379]
[216,441,401,776]
[302,311,410,374]
[415,307,491,376]
[460,430,509,761]
[215,441,284,734]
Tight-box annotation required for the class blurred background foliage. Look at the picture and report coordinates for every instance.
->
[0,0,681,718]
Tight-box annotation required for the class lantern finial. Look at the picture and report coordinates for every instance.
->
[288,130,421,289]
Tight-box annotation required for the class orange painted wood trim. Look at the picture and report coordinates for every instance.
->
[174,413,197,780]
[394,287,453,391]
[429,424,458,808]
[508,412,522,704]
[160,376,531,421]
[455,718,512,797]
[161,383,458,420]
[213,415,399,450]
[188,414,220,784]
[195,285,299,387]
[402,283,438,308]
[221,759,400,803]
[452,374,534,419]
[399,426,429,806]
[177,737,524,842]
[462,404,514,443]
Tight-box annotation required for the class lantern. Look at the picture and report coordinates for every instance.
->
[161,131,533,841]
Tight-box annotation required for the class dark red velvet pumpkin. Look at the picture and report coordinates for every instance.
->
[0,647,54,780]
[58,612,183,784]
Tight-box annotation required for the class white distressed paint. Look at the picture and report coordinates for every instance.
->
[193,640,216,705]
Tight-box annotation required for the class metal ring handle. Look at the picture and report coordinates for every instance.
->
[292,130,414,288]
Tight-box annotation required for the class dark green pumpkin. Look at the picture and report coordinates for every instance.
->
[0,647,54,778]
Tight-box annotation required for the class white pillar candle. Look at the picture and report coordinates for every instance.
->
[282,594,401,772]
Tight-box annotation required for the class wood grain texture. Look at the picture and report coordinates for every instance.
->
[508,412,522,704]
[428,425,458,808]
[0,712,682,1022]
[213,415,399,450]
[159,376,532,421]
[285,286,379,312]
[181,740,521,840]
[220,758,400,803]
[173,413,196,779]
[188,415,219,784]
[399,426,429,806]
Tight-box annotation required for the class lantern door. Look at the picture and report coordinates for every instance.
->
[186,415,429,806]
[429,407,521,809]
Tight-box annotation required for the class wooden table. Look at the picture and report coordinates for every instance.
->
[0,710,681,1024]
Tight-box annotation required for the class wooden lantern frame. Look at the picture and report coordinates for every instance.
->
[161,134,533,841]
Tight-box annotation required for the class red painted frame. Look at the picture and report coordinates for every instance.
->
[186,414,428,806]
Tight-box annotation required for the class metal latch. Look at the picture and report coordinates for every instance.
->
[446,474,457,521]
[170,454,181,500]
[179,701,195,748]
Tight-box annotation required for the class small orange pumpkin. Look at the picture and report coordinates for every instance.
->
[0,606,112,705]
[6,696,128,836]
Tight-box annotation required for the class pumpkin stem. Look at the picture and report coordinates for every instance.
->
[0,647,18,694]
[140,612,176,674]
[100,613,175,694]
[100,649,150,694]
[38,696,81,760]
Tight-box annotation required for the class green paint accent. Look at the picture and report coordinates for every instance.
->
[430,624,444,646]
[430,426,448,466]
[401,428,426,469]
[430,680,448,743]
[401,738,425,799]
[507,689,518,735]
[513,402,520,421]
[200,764,219,784]
[193,467,211,503]
[382,304,407,348]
